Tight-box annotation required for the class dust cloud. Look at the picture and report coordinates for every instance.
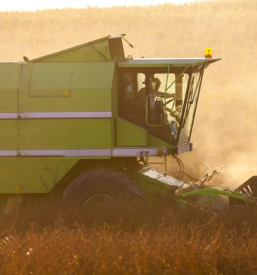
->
[0,0,256,186]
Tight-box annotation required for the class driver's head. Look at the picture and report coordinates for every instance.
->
[151,78,161,91]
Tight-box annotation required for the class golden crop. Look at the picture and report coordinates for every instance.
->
[1,197,257,275]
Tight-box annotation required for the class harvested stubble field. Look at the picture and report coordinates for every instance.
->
[2,200,257,275]
[1,0,257,274]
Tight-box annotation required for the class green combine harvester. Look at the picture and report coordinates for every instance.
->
[0,33,256,214]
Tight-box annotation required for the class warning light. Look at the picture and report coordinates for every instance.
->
[205,48,212,58]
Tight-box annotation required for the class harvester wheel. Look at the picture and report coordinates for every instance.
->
[61,168,147,219]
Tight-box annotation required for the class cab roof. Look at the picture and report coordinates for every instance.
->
[117,58,221,68]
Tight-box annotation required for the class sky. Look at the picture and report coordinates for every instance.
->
[0,0,206,11]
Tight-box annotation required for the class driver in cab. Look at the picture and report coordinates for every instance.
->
[138,77,175,114]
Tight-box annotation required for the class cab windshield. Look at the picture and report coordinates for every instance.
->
[179,71,203,144]
[119,67,203,146]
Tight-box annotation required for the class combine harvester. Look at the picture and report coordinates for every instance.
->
[0,34,256,214]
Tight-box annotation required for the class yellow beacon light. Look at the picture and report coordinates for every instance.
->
[205,48,212,58]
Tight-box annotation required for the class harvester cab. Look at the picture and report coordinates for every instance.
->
[117,57,220,155]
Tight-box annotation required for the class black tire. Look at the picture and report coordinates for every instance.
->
[61,168,147,218]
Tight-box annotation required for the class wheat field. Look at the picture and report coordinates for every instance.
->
[1,1,257,273]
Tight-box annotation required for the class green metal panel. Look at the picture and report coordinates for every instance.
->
[33,40,111,63]
[18,158,79,193]
[72,62,114,93]
[0,64,20,193]
[111,68,119,147]
[0,158,18,193]
[176,187,256,203]
[19,119,111,149]
[19,63,115,112]
[0,63,20,112]
[29,63,73,97]
[115,118,173,149]
[111,68,119,118]
[131,167,182,205]
[0,121,18,149]
[148,134,173,149]
[116,117,148,146]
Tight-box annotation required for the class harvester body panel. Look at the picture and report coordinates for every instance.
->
[0,34,222,202]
